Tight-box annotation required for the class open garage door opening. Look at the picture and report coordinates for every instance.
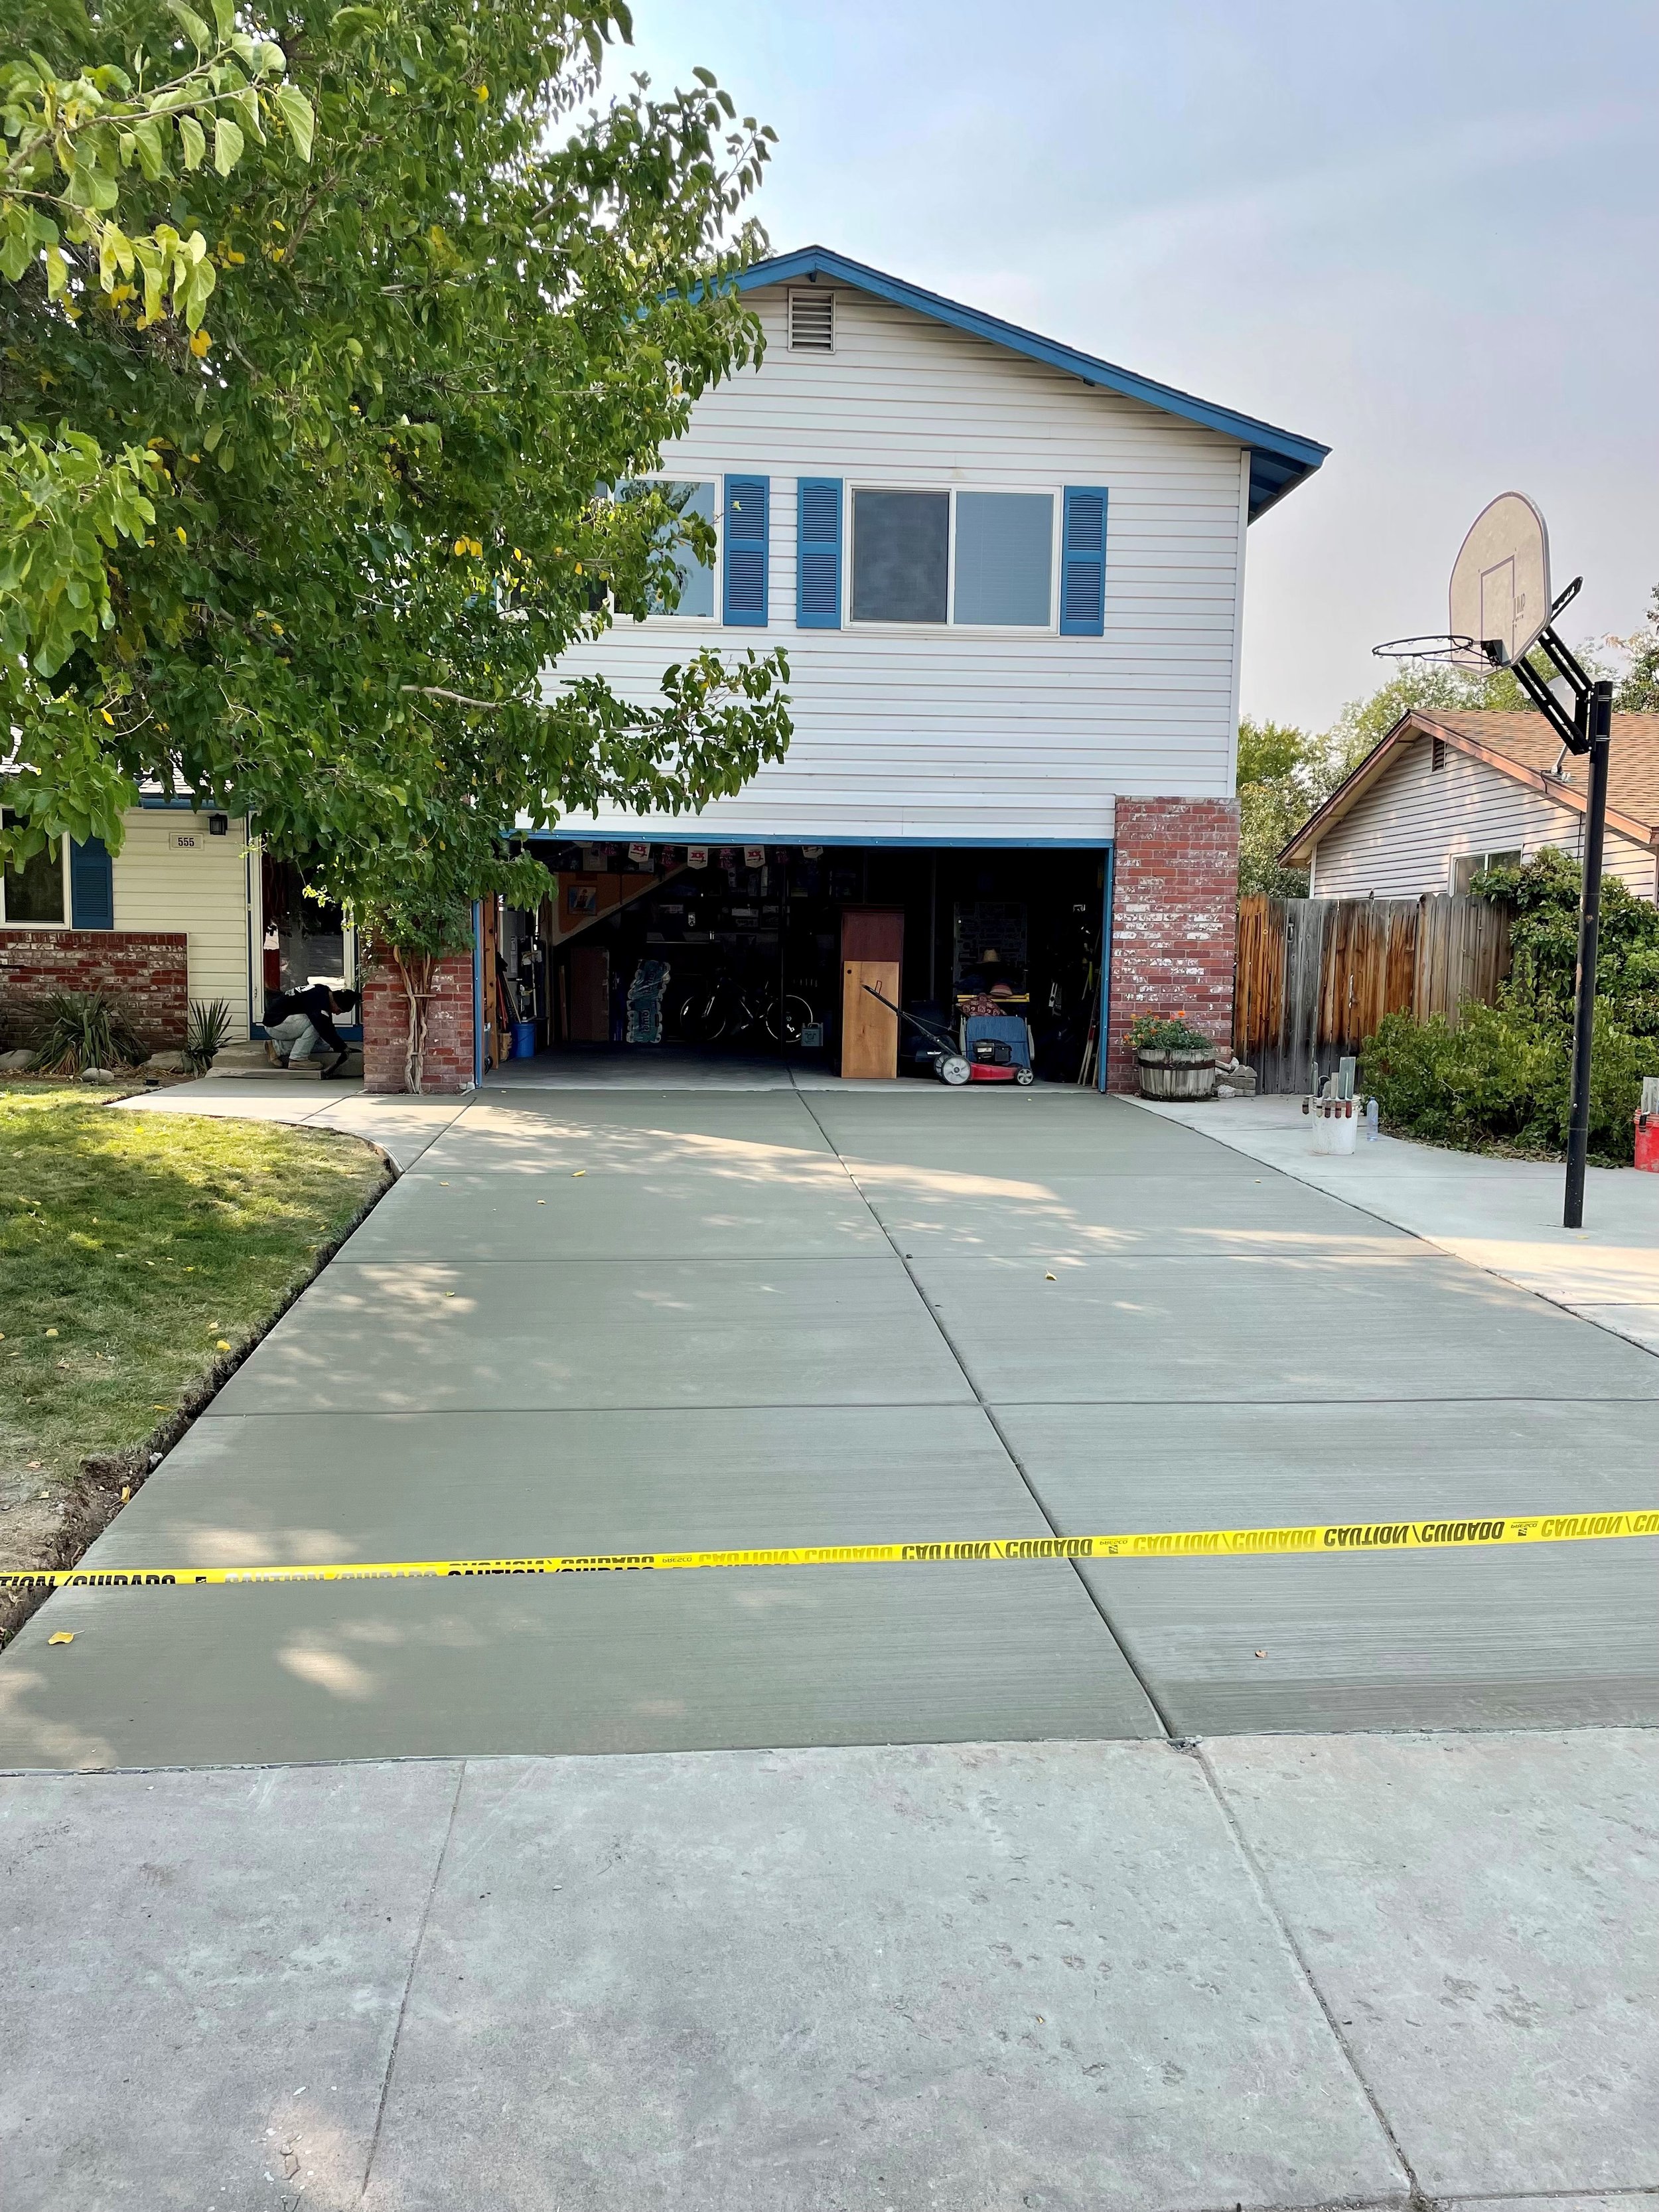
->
[481,843,1108,1084]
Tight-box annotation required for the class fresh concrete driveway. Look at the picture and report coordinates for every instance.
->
[3,1087,1658,1768]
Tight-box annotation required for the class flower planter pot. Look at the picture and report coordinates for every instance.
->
[1136,1047,1216,1100]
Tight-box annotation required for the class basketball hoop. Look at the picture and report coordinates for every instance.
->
[1368,487,1611,1232]
[1372,632,1486,666]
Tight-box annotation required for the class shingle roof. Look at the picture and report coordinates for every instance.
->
[1412,711,1659,832]
[1282,709,1659,865]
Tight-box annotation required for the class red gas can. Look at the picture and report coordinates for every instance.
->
[1636,1113,1659,1173]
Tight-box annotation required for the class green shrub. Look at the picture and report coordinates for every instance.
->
[29,990,147,1076]
[183,999,234,1074]
[1362,999,1656,1165]
[1128,1013,1215,1054]
[1473,849,1659,1035]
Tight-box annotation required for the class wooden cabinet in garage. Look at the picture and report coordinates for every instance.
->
[569,944,611,1042]
[839,907,904,1079]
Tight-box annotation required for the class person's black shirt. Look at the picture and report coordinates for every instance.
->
[266,984,348,1054]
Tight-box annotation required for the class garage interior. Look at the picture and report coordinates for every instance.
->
[482,843,1108,1082]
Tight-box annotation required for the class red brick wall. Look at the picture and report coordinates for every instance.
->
[363,949,474,1094]
[1108,798,1240,1090]
[0,929,189,1051]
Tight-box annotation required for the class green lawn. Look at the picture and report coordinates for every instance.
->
[1,1088,390,1493]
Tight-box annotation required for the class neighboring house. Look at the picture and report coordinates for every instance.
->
[514,243,1327,1089]
[1283,710,1659,903]
[0,802,258,1050]
[0,797,357,1051]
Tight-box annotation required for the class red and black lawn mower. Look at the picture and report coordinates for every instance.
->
[863,986,1035,1086]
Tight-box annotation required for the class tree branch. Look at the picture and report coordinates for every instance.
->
[400,684,528,710]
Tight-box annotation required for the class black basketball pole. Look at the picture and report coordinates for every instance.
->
[1563,678,1613,1228]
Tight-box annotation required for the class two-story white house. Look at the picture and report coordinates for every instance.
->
[5,246,1328,1088]
[474,245,1327,1089]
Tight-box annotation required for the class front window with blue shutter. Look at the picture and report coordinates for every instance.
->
[723,475,769,626]
[1059,486,1108,636]
[796,478,842,627]
[70,836,115,928]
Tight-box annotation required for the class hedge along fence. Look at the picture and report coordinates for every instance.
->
[1359,853,1659,1166]
[1234,893,1512,1094]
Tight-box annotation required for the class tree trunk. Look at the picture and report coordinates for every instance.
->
[390,949,437,1095]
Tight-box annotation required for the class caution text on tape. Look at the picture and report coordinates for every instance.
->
[3,1511,1656,1591]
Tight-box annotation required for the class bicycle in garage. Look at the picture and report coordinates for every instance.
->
[671,968,818,1049]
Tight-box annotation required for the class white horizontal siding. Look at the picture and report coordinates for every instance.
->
[112,810,254,1035]
[1309,739,1656,902]
[545,283,1250,844]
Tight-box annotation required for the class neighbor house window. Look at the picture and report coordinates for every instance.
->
[849,488,1058,628]
[0,813,67,924]
[1451,849,1522,895]
[618,479,717,619]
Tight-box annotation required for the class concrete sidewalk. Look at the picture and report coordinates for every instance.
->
[3,1729,1655,2212]
[1133,1091,1659,1353]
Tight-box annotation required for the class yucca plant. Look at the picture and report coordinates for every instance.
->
[30,991,147,1076]
[183,999,234,1075]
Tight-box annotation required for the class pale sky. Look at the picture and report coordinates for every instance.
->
[625,0,1659,735]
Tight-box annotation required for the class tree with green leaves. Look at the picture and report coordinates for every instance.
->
[1236,716,1332,897]
[1611,585,1659,712]
[2,0,791,1084]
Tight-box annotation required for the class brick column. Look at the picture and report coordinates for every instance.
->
[1107,797,1240,1090]
[362,950,475,1094]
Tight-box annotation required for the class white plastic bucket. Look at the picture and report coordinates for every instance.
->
[1306,1097,1359,1155]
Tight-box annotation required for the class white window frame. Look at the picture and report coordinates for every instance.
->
[846,483,1062,635]
[0,814,71,928]
[1449,848,1523,894]
[630,475,720,626]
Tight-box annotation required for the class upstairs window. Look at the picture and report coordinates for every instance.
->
[849,488,1059,628]
[852,490,950,623]
[618,479,717,619]
[954,492,1054,626]
[787,288,835,352]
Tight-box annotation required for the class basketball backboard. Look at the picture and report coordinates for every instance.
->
[1448,492,1551,668]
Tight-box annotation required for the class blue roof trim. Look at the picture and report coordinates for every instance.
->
[735,247,1329,520]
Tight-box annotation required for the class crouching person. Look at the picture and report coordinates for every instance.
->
[263,985,360,1076]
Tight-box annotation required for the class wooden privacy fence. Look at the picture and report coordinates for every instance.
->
[1234,893,1512,1094]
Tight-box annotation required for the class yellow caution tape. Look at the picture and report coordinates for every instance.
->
[3,1512,1656,1591]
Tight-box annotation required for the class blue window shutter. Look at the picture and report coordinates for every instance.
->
[796,477,842,628]
[1059,486,1108,636]
[723,475,769,625]
[70,836,114,929]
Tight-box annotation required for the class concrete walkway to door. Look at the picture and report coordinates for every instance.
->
[4,1081,1658,1765]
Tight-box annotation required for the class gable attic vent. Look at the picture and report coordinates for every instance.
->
[787,287,835,353]
[1431,735,1448,771]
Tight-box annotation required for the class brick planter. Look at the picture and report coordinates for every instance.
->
[362,950,474,1094]
[0,928,188,1051]
[1108,798,1240,1091]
